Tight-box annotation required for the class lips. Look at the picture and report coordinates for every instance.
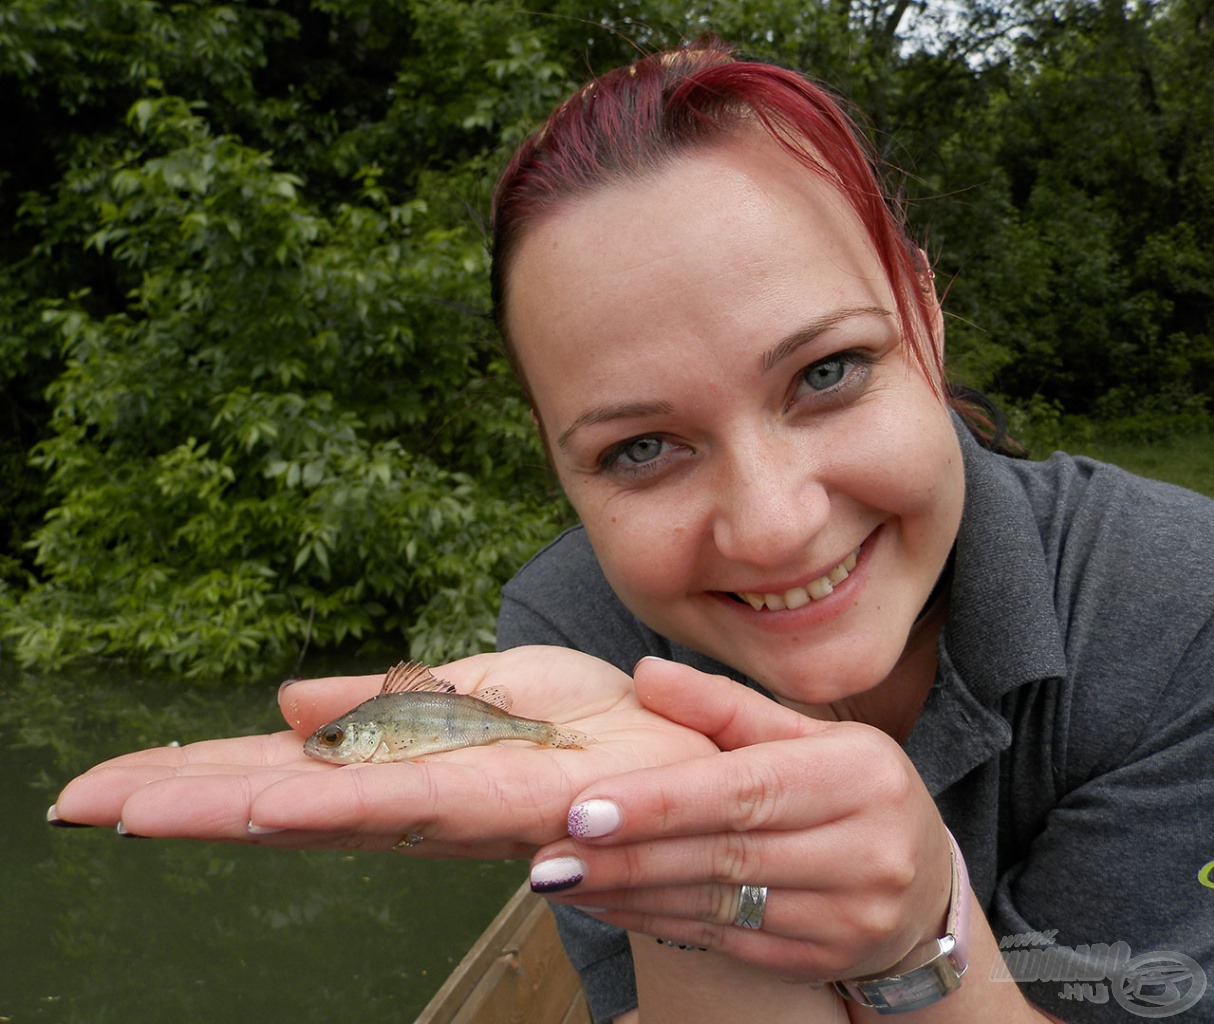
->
[733,547,859,611]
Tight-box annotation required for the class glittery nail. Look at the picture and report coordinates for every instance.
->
[530,856,586,893]
[568,799,621,839]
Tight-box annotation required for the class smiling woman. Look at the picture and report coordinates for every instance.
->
[502,135,963,713]
[50,35,1214,1024]
[489,36,1214,1024]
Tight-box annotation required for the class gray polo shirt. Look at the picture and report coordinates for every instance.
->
[497,422,1214,1023]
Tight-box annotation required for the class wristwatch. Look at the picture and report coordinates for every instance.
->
[833,831,971,1014]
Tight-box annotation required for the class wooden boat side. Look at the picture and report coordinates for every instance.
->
[414,879,592,1024]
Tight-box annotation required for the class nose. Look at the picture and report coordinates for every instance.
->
[709,433,829,569]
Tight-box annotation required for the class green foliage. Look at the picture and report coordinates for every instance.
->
[0,0,575,679]
[1,0,1211,679]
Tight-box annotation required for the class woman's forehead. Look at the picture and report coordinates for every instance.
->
[504,135,892,357]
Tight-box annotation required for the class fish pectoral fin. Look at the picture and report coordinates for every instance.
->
[380,660,457,696]
[469,685,513,712]
[370,740,396,762]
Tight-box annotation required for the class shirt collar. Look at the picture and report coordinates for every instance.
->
[905,419,1069,795]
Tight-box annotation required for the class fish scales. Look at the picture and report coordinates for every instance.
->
[303,661,588,764]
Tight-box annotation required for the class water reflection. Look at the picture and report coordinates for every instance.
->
[1,663,525,1023]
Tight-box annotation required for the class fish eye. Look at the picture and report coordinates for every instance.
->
[319,726,344,747]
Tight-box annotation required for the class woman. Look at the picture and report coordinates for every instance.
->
[52,39,1213,1023]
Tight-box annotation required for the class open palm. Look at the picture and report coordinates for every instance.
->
[53,646,716,858]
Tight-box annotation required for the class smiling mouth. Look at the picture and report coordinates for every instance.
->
[731,547,859,611]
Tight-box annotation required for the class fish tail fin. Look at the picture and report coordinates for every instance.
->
[544,724,590,750]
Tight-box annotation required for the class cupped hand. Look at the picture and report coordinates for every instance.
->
[531,658,955,983]
[51,646,717,859]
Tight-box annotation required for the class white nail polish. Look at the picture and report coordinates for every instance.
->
[568,799,621,839]
[530,855,586,893]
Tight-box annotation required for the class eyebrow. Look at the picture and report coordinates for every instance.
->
[556,399,674,451]
[760,306,894,373]
[555,306,895,452]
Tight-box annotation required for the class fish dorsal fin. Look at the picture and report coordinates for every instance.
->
[381,660,457,696]
[469,685,513,712]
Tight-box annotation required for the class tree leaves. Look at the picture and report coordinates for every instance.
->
[0,0,1209,678]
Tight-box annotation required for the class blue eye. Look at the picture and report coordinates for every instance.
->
[619,437,666,465]
[802,356,848,391]
[599,435,683,478]
[793,351,872,403]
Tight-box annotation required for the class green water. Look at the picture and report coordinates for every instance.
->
[0,662,527,1023]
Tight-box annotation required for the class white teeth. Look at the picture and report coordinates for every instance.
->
[784,587,810,610]
[737,547,859,612]
[806,577,833,600]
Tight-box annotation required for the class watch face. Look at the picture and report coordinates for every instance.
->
[853,941,966,1013]
[870,974,948,1012]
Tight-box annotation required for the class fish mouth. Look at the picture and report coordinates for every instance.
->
[728,546,860,612]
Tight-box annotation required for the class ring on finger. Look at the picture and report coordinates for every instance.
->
[734,884,768,930]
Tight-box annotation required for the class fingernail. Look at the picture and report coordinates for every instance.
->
[115,821,148,838]
[633,655,669,672]
[568,799,621,839]
[278,678,301,699]
[246,822,286,835]
[530,855,586,893]
[47,804,92,828]
[573,905,608,914]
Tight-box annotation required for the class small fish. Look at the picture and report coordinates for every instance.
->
[303,661,589,764]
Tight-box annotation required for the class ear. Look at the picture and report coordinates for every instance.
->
[917,248,945,361]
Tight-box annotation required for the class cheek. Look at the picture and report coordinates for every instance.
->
[840,390,960,513]
[583,508,698,607]
[562,477,706,618]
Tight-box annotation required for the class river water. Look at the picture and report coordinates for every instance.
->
[0,661,526,1023]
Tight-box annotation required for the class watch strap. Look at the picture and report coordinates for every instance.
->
[833,830,970,1014]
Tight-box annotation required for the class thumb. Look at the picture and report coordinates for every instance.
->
[631,657,827,751]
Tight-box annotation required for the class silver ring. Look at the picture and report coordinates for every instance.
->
[734,884,768,929]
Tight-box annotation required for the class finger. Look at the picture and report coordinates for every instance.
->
[64,731,307,775]
[53,732,316,826]
[532,825,860,896]
[586,908,843,980]
[567,730,885,843]
[632,658,828,750]
[543,881,828,940]
[116,769,302,838]
[277,673,387,734]
[247,753,576,845]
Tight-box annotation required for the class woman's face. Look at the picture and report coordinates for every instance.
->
[504,133,965,705]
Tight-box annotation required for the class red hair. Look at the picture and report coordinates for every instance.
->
[490,38,940,396]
